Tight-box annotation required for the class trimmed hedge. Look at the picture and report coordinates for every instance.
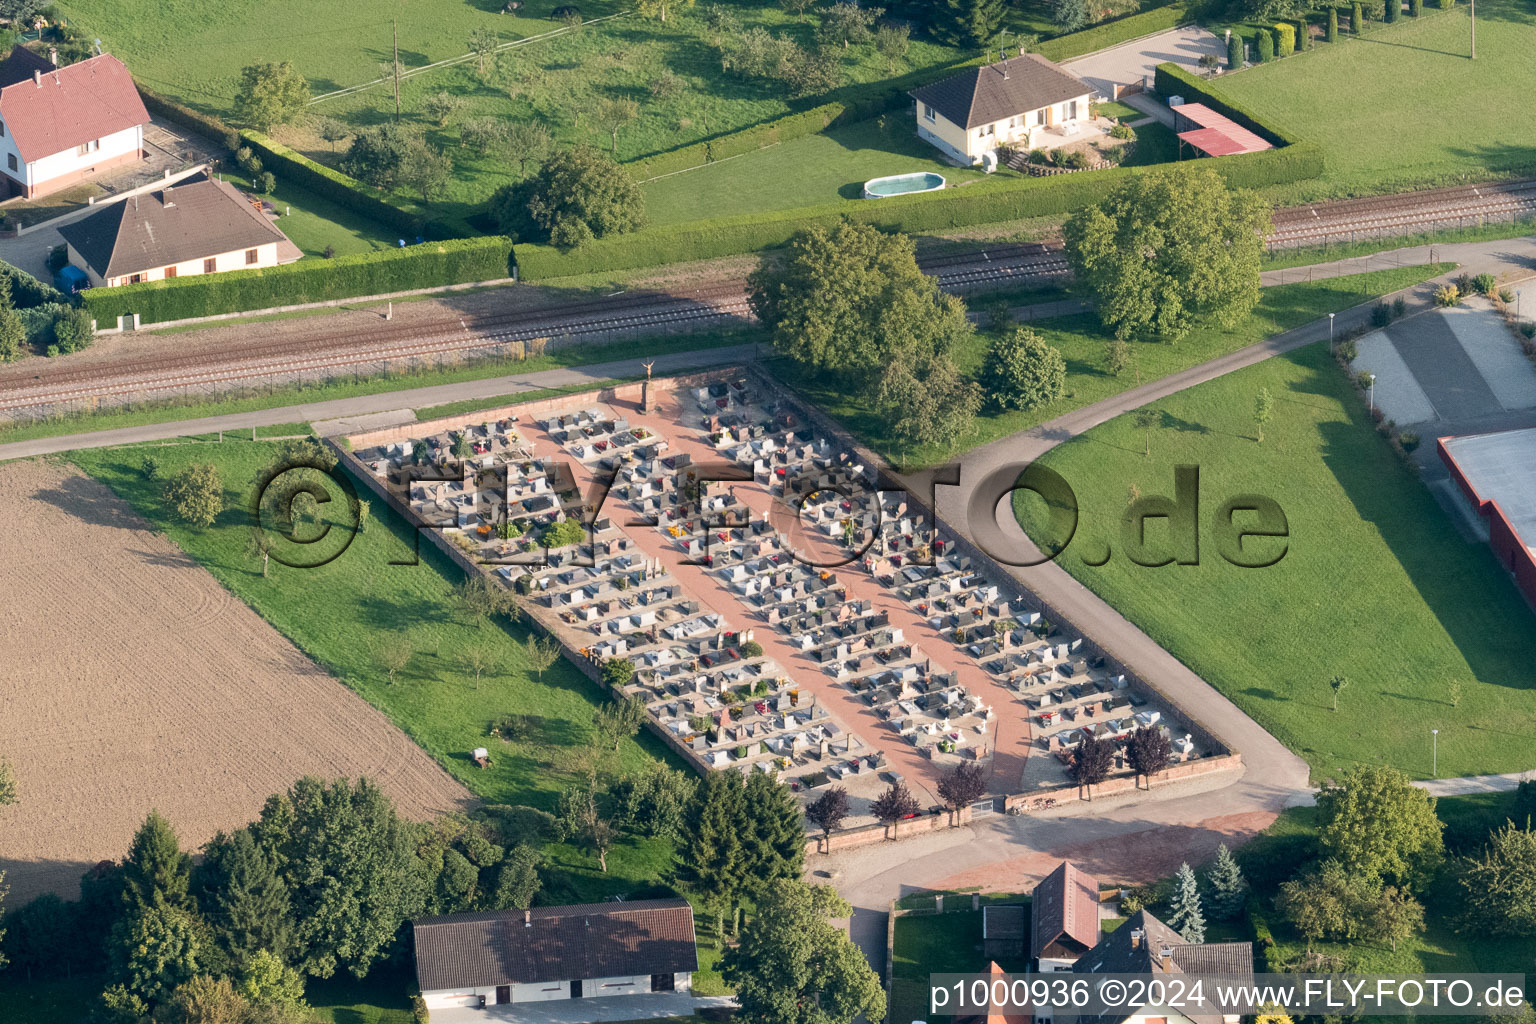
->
[1153,63,1312,148]
[1036,3,1189,62]
[82,236,514,326]
[137,83,237,150]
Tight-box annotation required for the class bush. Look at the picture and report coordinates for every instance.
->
[141,455,160,479]
[1472,272,1497,295]
[46,245,68,274]
[1327,7,1339,40]
[1352,1,1364,30]
[1296,17,1310,49]
[1521,322,1536,339]
[53,306,94,353]
[1371,303,1393,327]
[82,236,515,325]
[254,170,276,194]
[1337,336,1358,361]
[1399,431,1420,452]
[0,259,66,308]
[1109,122,1135,140]
[1392,296,1406,318]
[1411,0,1422,12]
[1274,22,1295,56]
[541,518,587,549]
[1434,284,1461,307]
[1228,32,1244,68]
[1385,0,1398,21]
[741,640,764,658]
[1438,0,1452,8]
[1255,28,1274,61]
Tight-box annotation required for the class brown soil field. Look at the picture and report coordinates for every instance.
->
[0,459,472,903]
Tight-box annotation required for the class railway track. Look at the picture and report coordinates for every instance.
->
[3,178,1532,414]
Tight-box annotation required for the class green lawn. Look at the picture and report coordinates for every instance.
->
[1014,340,1536,782]
[1212,0,1536,200]
[307,969,416,1024]
[789,263,1446,469]
[891,898,1033,1024]
[67,437,681,900]
[221,169,400,257]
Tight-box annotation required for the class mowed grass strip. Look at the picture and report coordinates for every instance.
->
[66,440,682,899]
[1015,341,1536,781]
[788,264,1446,468]
[1214,0,1536,200]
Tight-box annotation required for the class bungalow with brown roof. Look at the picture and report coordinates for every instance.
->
[1031,860,1101,972]
[58,171,301,288]
[909,52,1094,167]
[0,47,149,199]
[411,897,699,1013]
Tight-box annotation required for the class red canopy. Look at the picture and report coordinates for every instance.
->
[1172,101,1272,157]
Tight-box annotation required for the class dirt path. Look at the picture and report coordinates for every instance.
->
[0,459,472,902]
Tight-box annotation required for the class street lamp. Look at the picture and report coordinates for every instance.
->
[1367,372,1377,413]
[1432,728,1439,776]
[1328,312,1336,354]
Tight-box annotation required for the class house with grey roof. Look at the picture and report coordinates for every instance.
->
[57,171,301,288]
[411,897,698,1013]
[909,52,1094,166]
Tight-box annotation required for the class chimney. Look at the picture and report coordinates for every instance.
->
[1130,928,1144,949]
[47,46,58,66]
[1158,946,1174,966]
[33,70,41,87]
[523,910,531,927]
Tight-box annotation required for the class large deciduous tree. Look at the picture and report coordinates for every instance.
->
[1070,734,1115,795]
[721,880,886,1024]
[233,62,310,133]
[493,146,646,247]
[1063,167,1269,343]
[1456,822,1536,936]
[1316,765,1443,888]
[1126,726,1171,786]
[983,325,1066,410]
[805,786,850,843]
[871,781,921,836]
[163,464,225,529]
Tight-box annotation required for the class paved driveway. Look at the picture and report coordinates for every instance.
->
[1062,25,1225,98]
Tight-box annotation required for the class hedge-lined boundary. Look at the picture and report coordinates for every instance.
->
[1152,62,1308,147]
[137,83,238,148]
[82,236,514,325]
[1037,3,1190,61]
[518,129,1322,278]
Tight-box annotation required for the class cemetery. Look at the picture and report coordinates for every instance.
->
[345,369,1230,825]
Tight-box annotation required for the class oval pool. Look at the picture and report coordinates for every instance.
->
[863,171,945,198]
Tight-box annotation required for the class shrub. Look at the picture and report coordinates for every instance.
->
[1371,303,1393,327]
[1399,431,1420,452]
[1296,17,1310,49]
[1392,296,1406,318]
[1456,272,1474,293]
[1434,284,1461,307]
[1497,288,1515,304]
[1472,272,1497,295]
[1059,149,1090,169]
[1327,7,1339,40]
[541,518,587,549]
[82,236,514,325]
[141,455,161,479]
[46,245,68,273]
[741,640,764,658]
[254,171,276,194]
[1275,22,1295,56]
[1438,0,1451,8]
[1352,1,1364,30]
[1337,336,1358,361]
[1385,0,1398,21]
[1227,32,1244,68]
[1255,29,1274,61]
[44,343,59,357]
[1110,122,1135,140]
[1198,52,1220,71]
[1028,147,1050,164]
[53,307,94,353]
[1521,322,1536,339]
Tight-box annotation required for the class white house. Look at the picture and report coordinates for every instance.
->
[909,52,1094,166]
[58,171,301,288]
[412,897,698,1012]
[0,47,149,199]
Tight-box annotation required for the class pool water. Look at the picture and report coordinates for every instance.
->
[864,172,946,198]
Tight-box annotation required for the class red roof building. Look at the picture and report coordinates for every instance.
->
[958,961,1033,1024]
[1170,102,1273,159]
[1032,860,1101,969]
[0,48,149,199]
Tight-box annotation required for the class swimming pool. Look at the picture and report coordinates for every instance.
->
[863,172,946,198]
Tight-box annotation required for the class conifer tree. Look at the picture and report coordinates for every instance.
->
[1167,862,1207,943]
[1206,844,1249,920]
[741,772,806,896]
[122,811,193,912]
[677,772,747,935]
[195,828,294,964]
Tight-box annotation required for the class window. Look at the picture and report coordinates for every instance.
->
[1070,100,1079,119]
[204,257,217,274]
[5,153,13,172]
[923,103,936,123]
[245,248,258,265]
[164,266,177,278]
[75,139,100,157]
[0,119,6,136]
[128,273,144,284]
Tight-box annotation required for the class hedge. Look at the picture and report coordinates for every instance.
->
[516,139,1322,280]
[82,236,514,325]
[1153,63,1312,148]
[1036,3,1189,62]
[136,83,237,150]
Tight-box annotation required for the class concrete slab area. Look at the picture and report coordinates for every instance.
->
[1386,312,1503,422]
[1061,25,1224,98]
[1352,329,1437,425]
[427,993,735,1024]
[1440,302,1536,411]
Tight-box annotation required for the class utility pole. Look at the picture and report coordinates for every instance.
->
[393,20,401,118]
[1470,0,1476,58]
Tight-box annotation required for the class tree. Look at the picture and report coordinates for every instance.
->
[1254,386,1274,442]
[1352,1,1363,31]
[1105,338,1131,376]
[1316,765,1444,887]
[1070,734,1114,795]
[1327,673,1350,711]
[749,220,972,388]
[1456,822,1536,936]
[1255,27,1274,60]
[936,761,987,817]
[506,146,645,247]
[938,0,1005,46]
[264,777,426,978]
[107,898,209,1008]
[246,529,274,579]
[489,844,542,910]
[160,975,251,1024]
[123,811,194,911]
[805,786,849,843]
[1228,30,1245,67]
[741,772,806,895]
[0,756,15,805]
[818,2,881,48]
[610,762,696,841]
[1365,885,1423,949]
[468,25,500,77]
[636,0,695,22]
[1126,726,1171,786]
[340,122,414,190]
[1256,1006,1295,1024]
[593,96,640,156]
[53,306,94,353]
[501,121,552,177]
[1051,0,1091,32]
[984,326,1066,410]
[315,117,349,152]
[678,771,747,934]
[458,642,494,689]
[0,280,21,362]
[601,656,637,689]
[780,0,817,18]
[1064,167,1269,343]
[593,695,648,750]
[233,62,310,132]
[721,880,886,1024]
[1280,861,1373,947]
[877,350,982,455]
[1206,843,1249,920]
[1515,779,1536,825]
[195,829,293,964]
[237,949,305,1008]
[873,23,910,70]
[0,870,6,974]
[523,633,561,680]
[377,635,412,684]
[459,116,505,157]
[1167,862,1206,943]
[5,892,76,981]
[454,575,518,630]
[556,775,616,871]
[871,781,920,836]
[1327,6,1339,39]
[420,91,466,128]
[1134,408,1159,456]
[397,134,453,203]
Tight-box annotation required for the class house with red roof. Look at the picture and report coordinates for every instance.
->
[1032,860,1102,972]
[0,47,149,199]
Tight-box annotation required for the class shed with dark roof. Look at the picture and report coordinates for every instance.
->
[413,898,699,1011]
